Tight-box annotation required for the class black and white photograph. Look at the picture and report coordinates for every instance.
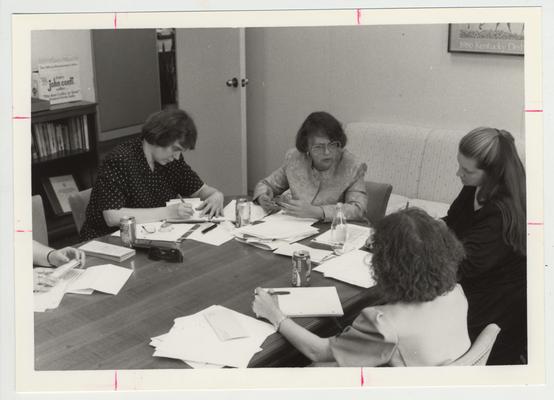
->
[3,3,549,399]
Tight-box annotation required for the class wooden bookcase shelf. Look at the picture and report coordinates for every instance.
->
[31,101,99,243]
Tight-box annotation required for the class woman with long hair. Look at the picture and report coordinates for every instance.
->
[252,208,469,366]
[444,127,526,364]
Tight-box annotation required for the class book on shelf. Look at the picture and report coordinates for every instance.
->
[78,240,136,262]
[31,115,90,160]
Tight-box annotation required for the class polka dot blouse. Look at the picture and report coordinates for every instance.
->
[79,137,204,241]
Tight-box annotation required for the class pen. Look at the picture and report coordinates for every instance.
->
[201,223,217,234]
[267,290,291,295]
[178,194,186,204]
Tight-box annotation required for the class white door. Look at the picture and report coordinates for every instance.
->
[175,28,247,196]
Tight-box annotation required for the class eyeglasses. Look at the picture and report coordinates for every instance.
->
[142,223,174,234]
[310,141,341,154]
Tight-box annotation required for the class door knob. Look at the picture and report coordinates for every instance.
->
[241,78,249,87]
[226,77,239,88]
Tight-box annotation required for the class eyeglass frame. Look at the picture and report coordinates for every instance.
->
[309,140,342,155]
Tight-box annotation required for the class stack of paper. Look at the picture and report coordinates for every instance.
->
[266,287,344,317]
[166,198,226,223]
[34,264,133,312]
[150,305,275,368]
[186,221,235,246]
[223,199,266,223]
[312,224,372,253]
[273,243,333,263]
[313,250,376,288]
[79,240,136,262]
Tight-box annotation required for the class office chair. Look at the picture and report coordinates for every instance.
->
[449,323,501,366]
[32,195,49,246]
[365,181,393,225]
[68,188,92,233]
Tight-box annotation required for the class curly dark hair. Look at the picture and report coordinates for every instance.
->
[141,108,198,150]
[295,111,347,153]
[370,207,465,303]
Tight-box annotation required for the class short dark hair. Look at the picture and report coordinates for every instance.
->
[370,208,464,303]
[141,108,198,150]
[295,111,347,153]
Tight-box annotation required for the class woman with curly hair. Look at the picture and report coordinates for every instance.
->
[444,127,526,365]
[252,208,470,366]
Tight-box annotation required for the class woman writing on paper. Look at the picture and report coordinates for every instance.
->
[253,112,368,221]
[444,127,526,365]
[253,208,470,366]
[33,240,85,292]
[80,109,224,241]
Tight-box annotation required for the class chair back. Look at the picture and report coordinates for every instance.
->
[365,181,393,225]
[32,195,49,246]
[68,188,92,233]
[449,324,501,366]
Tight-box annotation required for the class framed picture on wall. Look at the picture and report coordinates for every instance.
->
[448,23,524,55]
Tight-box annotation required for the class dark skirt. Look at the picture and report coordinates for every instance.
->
[463,280,527,365]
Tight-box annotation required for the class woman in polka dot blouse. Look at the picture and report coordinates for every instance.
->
[79,108,224,241]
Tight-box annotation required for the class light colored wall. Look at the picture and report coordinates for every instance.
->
[245,25,525,190]
[31,30,96,102]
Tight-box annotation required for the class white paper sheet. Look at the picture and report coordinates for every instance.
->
[151,305,275,368]
[273,243,333,263]
[34,279,69,312]
[66,264,132,295]
[313,249,375,288]
[187,221,235,246]
[312,224,372,252]
[236,220,318,240]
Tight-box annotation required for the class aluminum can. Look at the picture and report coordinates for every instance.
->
[235,198,251,227]
[291,250,311,287]
[120,216,136,247]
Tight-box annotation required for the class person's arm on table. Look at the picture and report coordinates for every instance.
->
[319,165,368,222]
[252,288,335,363]
[252,162,289,213]
[103,203,193,227]
[33,240,86,292]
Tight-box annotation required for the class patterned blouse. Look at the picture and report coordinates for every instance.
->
[253,148,368,221]
[80,137,204,241]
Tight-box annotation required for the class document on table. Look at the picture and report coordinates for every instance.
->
[66,264,133,295]
[187,221,235,246]
[236,218,318,240]
[273,242,333,263]
[166,198,226,223]
[265,287,344,317]
[151,305,275,368]
[312,224,372,252]
[313,249,375,288]
[34,279,70,312]
[112,221,194,242]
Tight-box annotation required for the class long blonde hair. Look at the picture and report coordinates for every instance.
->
[459,127,526,255]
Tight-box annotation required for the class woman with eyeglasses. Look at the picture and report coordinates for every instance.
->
[253,111,368,221]
[444,127,526,365]
[252,208,470,366]
[80,108,224,241]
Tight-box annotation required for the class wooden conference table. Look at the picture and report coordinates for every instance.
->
[34,222,381,370]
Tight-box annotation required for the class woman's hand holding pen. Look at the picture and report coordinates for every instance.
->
[198,191,224,219]
[252,287,285,324]
[168,202,194,219]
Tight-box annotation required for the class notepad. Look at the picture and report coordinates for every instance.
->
[264,287,344,317]
[78,240,136,262]
[313,250,375,288]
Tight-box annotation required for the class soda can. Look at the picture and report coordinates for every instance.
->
[235,198,251,227]
[120,216,136,247]
[291,250,311,287]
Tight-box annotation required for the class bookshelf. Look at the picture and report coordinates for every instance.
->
[31,101,99,242]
